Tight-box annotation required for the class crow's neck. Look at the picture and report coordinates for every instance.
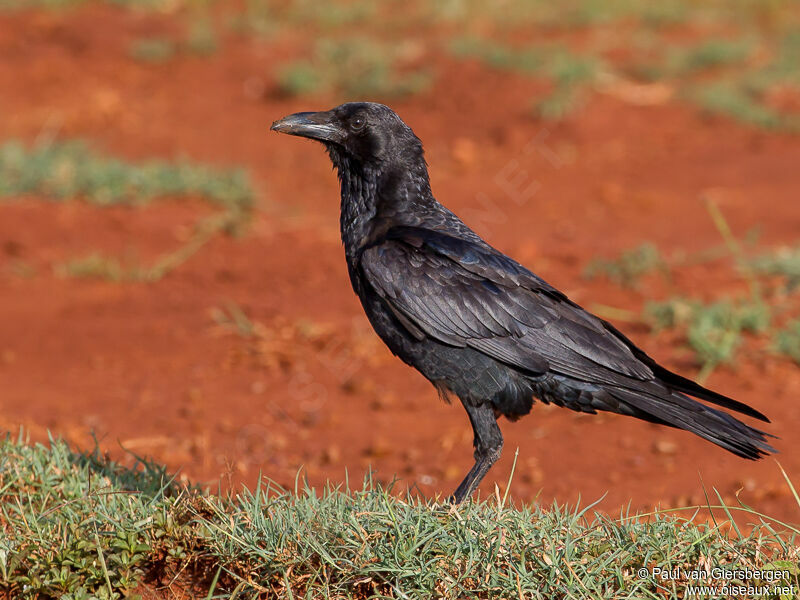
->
[332,152,432,258]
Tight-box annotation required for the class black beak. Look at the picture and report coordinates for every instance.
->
[270,111,341,143]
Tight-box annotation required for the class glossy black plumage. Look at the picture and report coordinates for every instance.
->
[271,102,775,503]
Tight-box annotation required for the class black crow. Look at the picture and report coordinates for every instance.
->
[271,102,774,503]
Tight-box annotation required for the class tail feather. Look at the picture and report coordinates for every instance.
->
[609,387,776,460]
[652,364,770,423]
[601,320,770,423]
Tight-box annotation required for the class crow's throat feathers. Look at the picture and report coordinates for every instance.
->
[328,143,433,256]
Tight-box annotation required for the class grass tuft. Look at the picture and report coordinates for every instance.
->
[128,37,176,63]
[130,20,219,63]
[448,37,603,119]
[584,243,666,288]
[0,140,254,211]
[55,253,132,282]
[276,38,432,99]
[690,81,786,130]
[0,433,196,598]
[774,319,800,365]
[184,17,218,56]
[1,435,799,598]
[645,297,771,369]
[751,245,800,291]
[0,140,255,282]
[0,0,177,9]
[668,38,755,76]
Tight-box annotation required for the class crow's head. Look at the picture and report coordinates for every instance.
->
[271,102,423,169]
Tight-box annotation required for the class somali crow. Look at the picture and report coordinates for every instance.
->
[271,102,774,503]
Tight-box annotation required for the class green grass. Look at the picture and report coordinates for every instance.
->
[226,0,274,38]
[184,16,218,55]
[54,253,134,282]
[129,17,218,63]
[775,319,800,365]
[448,31,800,126]
[596,206,800,375]
[276,38,432,99]
[443,4,800,128]
[228,0,375,36]
[9,0,800,128]
[668,38,755,75]
[646,297,772,370]
[281,0,375,28]
[751,245,800,291]
[626,30,800,131]
[209,302,257,338]
[0,434,196,598]
[0,0,174,9]
[0,140,255,282]
[604,235,800,376]
[424,0,691,28]
[449,37,550,73]
[0,140,254,210]
[536,48,604,118]
[51,209,246,283]
[689,81,788,130]
[447,31,795,125]
[425,0,800,29]
[626,36,759,84]
[449,37,604,119]
[584,243,666,288]
[128,37,177,63]
[2,434,799,599]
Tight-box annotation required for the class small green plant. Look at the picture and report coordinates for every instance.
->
[184,17,218,56]
[646,297,771,370]
[775,319,800,365]
[210,301,257,338]
[283,0,375,27]
[536,49,604,119]
[129,21,218,64]
[427,0,690,28]
[226,0,274,37]
[751,245,800,291]
[690,81,786,129]
[276,62,323,96]
[107,0,174,8]
[584,243,666,288]
[55,253,132,282]
[50,208,246,283]
[3,259,37,278]
[0,434,191,598]
[449,38,603,119]
[128,37,176,63]
[449,37,547,72]
[667,38,755,76]
[228,0,373,34]
[276,38,432,99]
[679,29,800,131]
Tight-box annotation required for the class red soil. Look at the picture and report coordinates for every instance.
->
[1,6,799,525]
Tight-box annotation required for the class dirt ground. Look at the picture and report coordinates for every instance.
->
[1,5,799,524]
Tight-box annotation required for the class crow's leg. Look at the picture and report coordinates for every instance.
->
[450,401,503,504]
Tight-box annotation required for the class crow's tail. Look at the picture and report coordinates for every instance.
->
[609,386,776,459]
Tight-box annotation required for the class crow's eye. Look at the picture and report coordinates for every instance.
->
[350,117,366,132]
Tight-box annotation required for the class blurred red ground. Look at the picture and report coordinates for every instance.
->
[1,5,799,522]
